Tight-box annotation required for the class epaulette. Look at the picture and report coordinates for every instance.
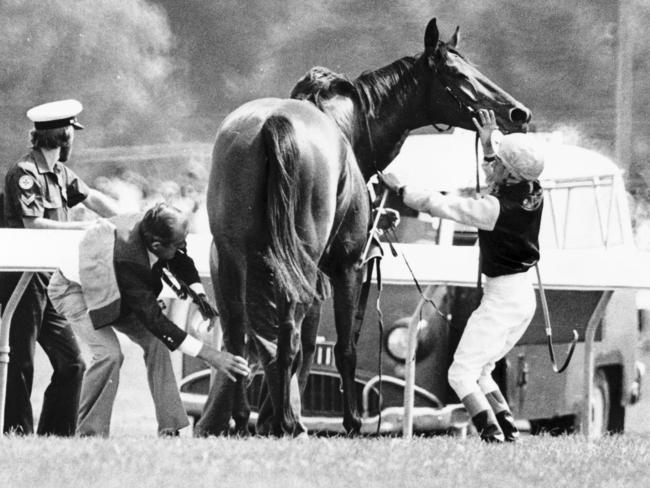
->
[15,158,38,174]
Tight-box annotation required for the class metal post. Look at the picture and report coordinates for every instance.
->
[581,290,613,438]
[402,285,434,438]
[615,0,634,187]
[0,272,33,433]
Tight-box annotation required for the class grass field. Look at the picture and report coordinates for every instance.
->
[1,434,650,488]
[2,338,649,488]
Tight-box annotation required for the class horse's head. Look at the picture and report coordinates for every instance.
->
[422,18,531,134]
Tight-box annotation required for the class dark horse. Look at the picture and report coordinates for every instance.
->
[195,18,531,437]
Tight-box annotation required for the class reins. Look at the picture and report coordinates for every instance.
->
[357,102,386,435]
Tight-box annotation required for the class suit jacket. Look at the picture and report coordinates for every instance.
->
[103,213,201,350]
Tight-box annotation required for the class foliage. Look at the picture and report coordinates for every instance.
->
[0,0,193,165]
[0,1,648,186]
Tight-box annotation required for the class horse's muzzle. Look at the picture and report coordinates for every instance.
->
[509,107,532,125]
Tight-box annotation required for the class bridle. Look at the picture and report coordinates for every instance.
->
[429,55,477,133]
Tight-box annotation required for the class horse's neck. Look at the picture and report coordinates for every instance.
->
[352,59,429,179]
[312,95,403,179]
[352,105,421,180]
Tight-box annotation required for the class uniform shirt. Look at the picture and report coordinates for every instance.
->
[478,181,543,277]
[3,149,89,228]
[403,179,543,277]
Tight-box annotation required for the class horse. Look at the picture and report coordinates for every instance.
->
[195,17,531,437]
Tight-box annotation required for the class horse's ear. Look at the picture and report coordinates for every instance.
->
[424,18,439,54]
[448,26,460,48]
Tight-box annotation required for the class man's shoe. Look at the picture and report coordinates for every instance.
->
[472,410,505,443]
[496,410,519,442]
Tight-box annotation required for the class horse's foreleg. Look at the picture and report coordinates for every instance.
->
[333,268,365,434]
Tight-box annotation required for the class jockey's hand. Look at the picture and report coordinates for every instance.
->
[472,109,500,155]
[374,207,401,231]
[379,172,404,195]
[197,344,250,382]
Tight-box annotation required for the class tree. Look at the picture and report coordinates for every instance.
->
[0,0,193,168]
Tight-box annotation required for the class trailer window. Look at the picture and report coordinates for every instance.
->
[540,176,625,249]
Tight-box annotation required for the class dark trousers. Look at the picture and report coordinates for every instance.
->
[0,272,85,436]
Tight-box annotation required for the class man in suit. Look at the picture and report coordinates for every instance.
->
[48,203,250,436]
[1,99,120,435]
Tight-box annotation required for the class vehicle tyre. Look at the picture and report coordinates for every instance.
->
[604,367,625,434]
[590,369,611,438]
[529,415,576,436]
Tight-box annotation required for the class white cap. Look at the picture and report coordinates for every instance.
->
[491,131,544,180]
[26,99,84,130]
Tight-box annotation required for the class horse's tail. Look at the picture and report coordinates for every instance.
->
[262,114,321,303]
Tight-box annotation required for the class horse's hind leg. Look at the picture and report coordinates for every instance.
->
[298,301,321,395]
[194,244,250,437]
[256,300,319,435]
[257,299,307,436]
[332,268,365,434]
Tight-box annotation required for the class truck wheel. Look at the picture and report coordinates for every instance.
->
[590,369,611,437]
[529,415,576,436]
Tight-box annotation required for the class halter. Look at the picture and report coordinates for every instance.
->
[430,60,477,133]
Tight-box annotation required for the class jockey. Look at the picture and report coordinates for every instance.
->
[381,109,544,442]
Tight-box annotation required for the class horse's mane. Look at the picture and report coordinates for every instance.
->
[290,66,351,102]
[353,56,420,118]
[290,66,358,140]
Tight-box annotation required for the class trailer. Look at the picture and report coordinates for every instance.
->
[175,130,649,437]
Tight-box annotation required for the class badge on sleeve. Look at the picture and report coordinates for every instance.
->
[18,175,34,190]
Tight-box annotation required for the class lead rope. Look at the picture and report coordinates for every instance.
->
[535,264,579,373]
[358,102,386,435]
[472,135,577,373]
[384,229,447,321]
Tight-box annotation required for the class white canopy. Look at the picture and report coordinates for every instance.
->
[386,129,623,190]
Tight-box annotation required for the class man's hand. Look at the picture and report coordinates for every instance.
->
[197,344,250,382]
[472,109,500,155]
[373,207,401,231]
[379,173,404,195]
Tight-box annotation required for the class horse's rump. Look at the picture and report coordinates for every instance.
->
[209,99,352,305]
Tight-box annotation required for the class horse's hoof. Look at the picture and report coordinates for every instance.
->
[231,425,252,438]
[295,431,310,441]
[343,417,363,436]
[232,418,252,437]
[193,426,229,438]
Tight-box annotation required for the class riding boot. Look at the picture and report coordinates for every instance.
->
[462,392,504,443]
[471,410,505,443]
[485,389,519,442]
[495,410,519,442]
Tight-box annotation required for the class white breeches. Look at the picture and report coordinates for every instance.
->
[448,271,536,400]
